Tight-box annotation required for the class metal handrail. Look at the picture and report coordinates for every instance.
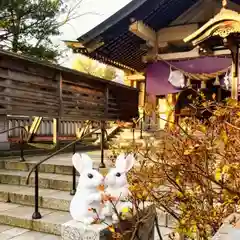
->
[133,116,144,125]
[0,126,28,161]
[25,121,101,220]
[132,116,144,141]
[26,121,96,180]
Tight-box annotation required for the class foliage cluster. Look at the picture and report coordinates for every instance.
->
[72,54,117,80]
[109,98,240,239]
[0,0,92,61]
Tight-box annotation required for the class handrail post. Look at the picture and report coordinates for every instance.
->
[132,121,136,143]
[20,128,25,162]
[140,118,143,139]
[99,120,106,168]
[70,142,76,195]
[32,167,41,219]
[148,116,151,130]
[99,85,108,169]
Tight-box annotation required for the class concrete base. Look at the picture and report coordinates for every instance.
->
[212,213,240,240]
[61,205,156,240]
[0,142,10,151]
[61,220,108,240]
[0,115,10,151]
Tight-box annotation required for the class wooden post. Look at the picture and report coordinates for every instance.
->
[139,81,145,107]
[133,80,137,88]
[99,86,109,168]
[105,86,109,118]
[158,96,168,129]
[99,120,106,168]
[230,44,239,100]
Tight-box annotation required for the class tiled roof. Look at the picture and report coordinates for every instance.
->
[78,0,239,72]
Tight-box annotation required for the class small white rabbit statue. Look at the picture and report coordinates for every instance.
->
[70,153,105,225]
[103,153,135,222]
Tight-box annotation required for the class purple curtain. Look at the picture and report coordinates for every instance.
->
[146,57,232,95]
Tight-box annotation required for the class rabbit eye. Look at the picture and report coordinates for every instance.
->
[88,173,93,179]
[116,172,121,177]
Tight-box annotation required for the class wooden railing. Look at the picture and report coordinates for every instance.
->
[6,116,115,141]
[0,49,138,122]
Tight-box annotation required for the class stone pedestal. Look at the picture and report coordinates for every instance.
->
[212,213,240,240]
[61,220,109,240]
[61,205,156,240]
[0,115,10,150]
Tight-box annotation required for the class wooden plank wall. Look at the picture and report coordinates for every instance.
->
[0,50,139,121]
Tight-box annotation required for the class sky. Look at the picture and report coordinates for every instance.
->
[57,0,132,67]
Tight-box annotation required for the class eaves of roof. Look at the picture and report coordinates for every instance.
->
[77,0,200,72]
[77,0,149,44]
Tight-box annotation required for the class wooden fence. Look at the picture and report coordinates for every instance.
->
[0,49,139,122]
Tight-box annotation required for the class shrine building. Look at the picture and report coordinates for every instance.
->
[65,0,240,129]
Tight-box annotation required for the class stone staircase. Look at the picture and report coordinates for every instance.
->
[108,127,161,148]
[0,151,111,239]
[0,149,175,239]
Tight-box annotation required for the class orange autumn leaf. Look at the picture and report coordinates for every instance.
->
[108,226,115,232]
[97,184,105,191]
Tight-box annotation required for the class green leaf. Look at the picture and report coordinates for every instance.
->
[215,168,222,182]
[221,130,228,144]
[0,0,64,60]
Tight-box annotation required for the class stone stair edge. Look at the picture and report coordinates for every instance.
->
[0,169,76,191]
[0,155,112,175]
[0,183,72,212]
[0,202,71,235]
[0,224,61,239]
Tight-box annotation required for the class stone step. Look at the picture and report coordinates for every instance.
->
[0,169,76,191]
[0,224,60,239]
[121,128,152,134]
[2,160,74,175]
[0,143,99,158]
[0,184,72,212]
[111,135,149,141]
[0,202,71,235]
[1,151,112,174]
[119,132,151,137]
[112,142,144,148]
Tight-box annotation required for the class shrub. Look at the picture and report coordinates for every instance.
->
[109,98,240,239]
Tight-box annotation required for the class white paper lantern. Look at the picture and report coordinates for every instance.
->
[168,67,185,88]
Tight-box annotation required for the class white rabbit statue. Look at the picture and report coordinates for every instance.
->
[103,153,135,222]
[70,153,105,225]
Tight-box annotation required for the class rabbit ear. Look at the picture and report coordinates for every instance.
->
[72,153,93,173]
[116,153,135,173]
[124,154,135,172]
[115,153,126,171]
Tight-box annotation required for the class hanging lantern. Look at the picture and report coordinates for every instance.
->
[168,67,185,88]
[201,81,206,89]
[213,75,220,86]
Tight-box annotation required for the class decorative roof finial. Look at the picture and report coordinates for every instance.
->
[222,0,227,8]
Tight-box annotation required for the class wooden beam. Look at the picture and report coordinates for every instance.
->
[63,40,85,49]
[157,24,199,43]
[125,74,145,81]
[129,21,157,47]
[142,48,231,61]
[129,21,201,51]
[157,49,231,60]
